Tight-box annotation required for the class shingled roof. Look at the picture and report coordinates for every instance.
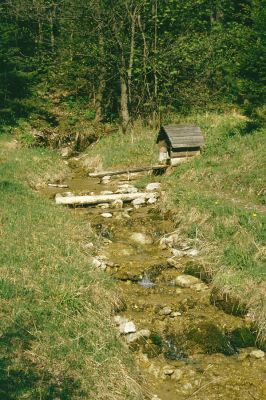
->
[159,124,204,149]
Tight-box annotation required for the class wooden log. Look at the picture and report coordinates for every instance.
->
[48,183,69,188]
[55,191,158,206]
[89,165,168,178]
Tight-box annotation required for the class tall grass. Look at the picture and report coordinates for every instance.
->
[0,137,143,399]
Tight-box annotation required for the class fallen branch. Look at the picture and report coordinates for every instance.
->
[89,164,168,178]
[55,191,158,206]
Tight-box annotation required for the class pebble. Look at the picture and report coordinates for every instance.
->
[126,329,151,343]
[250,350,265,359]
[170,311,182,317]
[97,203,110,209]
[146,182,161,191]
[147,197,157,204]
[130,232,153,245]
[101,212,113,218]
[174,274,201,288]
[162,366,174,376]
[171,369,183,381]
[172,249,185,257]
[119,321,136,334]
[132,197,145,207]
[185,248,199,257]
[159,306,172,316]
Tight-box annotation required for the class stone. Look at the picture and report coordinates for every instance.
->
[159,306,172,316]
[174,275,201,288]
[130,232,153,245]
[172,249,185,257]
[162,366,175,376]
[101,212,113,218]
[97,203,110,209]
[91,257,102,268]
[171,369,183,382]
[147,197,157,204]
[83,242,94,249]
[126,329,151,343]
[119,321,136,334]
[102,175,111,181]
[185,248,199,257]
[60,146,73,159]
[111,199,123,209]
[116,184,138,194]
[170,311,182,317]
[151,396,161,400]
[250,350,265,359]
[146,182,161,191]
[132,197,145,207]
[159,233,179,249]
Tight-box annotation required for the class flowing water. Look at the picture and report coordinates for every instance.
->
[43,169,266,400]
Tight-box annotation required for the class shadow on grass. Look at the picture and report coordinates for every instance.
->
[0,325,83,400]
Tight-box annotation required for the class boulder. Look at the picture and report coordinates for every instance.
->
[119,321,137,335]
[146,182,161,191]
[174,275,201,288]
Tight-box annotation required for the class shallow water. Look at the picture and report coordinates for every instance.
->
[43,170,266,400]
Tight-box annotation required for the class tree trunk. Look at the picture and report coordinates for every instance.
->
[120,55,130,133]
[94,32,106,122]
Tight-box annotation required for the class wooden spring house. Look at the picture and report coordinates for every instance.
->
[157,124,204,165]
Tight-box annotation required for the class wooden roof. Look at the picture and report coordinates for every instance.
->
[160,124,204,149]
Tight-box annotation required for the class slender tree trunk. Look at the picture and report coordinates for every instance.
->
[95,31,106,122]
[128,8,136,106]
[120,59,130,133]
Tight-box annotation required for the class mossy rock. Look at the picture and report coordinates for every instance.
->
[227,327,255,348]
[186,322,236,355]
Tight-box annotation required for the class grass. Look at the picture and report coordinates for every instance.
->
[85,112,266,342]
[0,135,144,400]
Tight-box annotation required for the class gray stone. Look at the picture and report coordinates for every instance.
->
[147,197,157,204]
[126,329,151,343]
[146,182,161,191]
[116,184,138,194]
[100,190,113,195]
[170,311,182,317]
[97,203,110,209]
[159,233,179,249]
[172,249,185,257]
[162,366,174,376]
[130,232,153,245]
[132,197,145,207]
[119,321,136,334]
[114,315,128,326]
[159,306,172,316]
[61,146,73,159]
[101,212,113,218]
[185,248,199,257]
[171,369,183,382]
[250,350,265,359]
[175,275,201,288]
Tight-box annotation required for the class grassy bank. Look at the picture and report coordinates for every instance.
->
[0,137,143,400]
[85,113,266,341]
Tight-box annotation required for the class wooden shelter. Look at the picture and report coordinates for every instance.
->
[157,124,204,165]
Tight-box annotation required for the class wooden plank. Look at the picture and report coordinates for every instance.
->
[171,141,204,147]
[89,164,168,178]
[168,135,203,141]
[163,126,201,132]
[165,128,201,134]
[55,191,158,206]
[170,150,200,158]
[170,142,204,149]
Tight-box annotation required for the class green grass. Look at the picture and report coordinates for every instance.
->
[0,136,143,400]
[86,112,266,341]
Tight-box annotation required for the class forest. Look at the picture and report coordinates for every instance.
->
[0,0,265,136]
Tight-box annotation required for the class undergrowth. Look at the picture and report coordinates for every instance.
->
[0,136,143,400]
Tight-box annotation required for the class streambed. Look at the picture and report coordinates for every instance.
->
[43,169,266,400]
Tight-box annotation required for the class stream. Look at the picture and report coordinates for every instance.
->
[44,168,266,400]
